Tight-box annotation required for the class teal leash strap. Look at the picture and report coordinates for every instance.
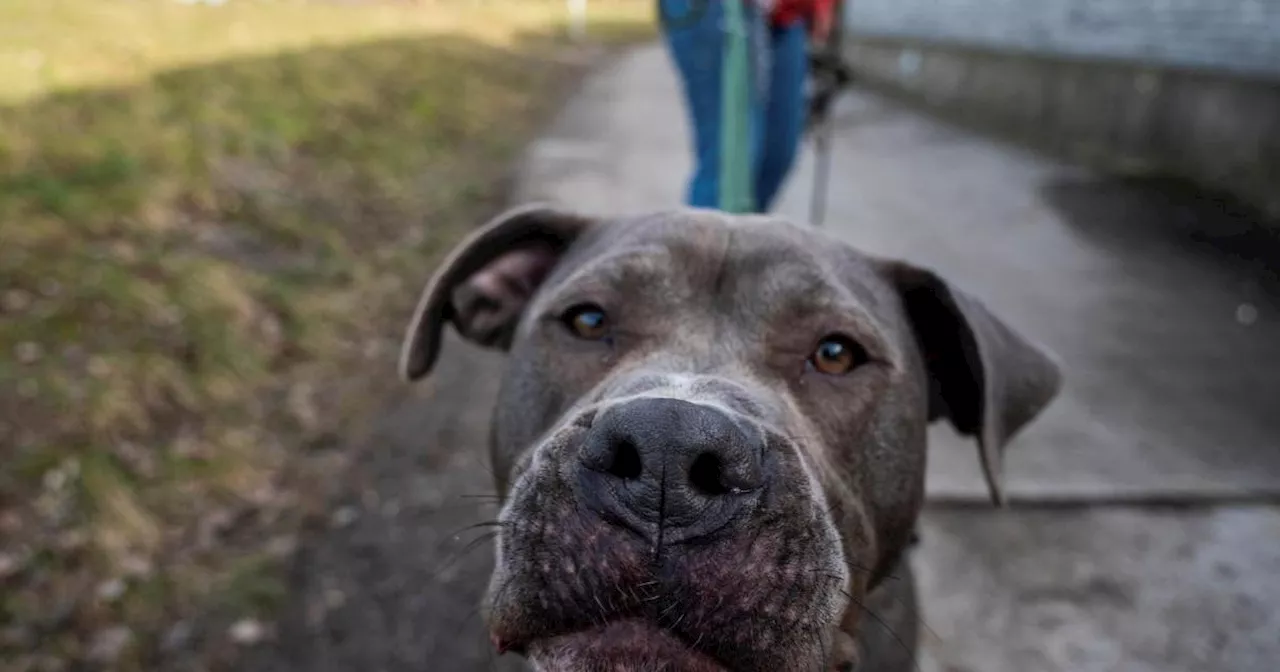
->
[719,0,755,214]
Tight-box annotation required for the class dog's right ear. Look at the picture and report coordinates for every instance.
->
[398,203,596,383]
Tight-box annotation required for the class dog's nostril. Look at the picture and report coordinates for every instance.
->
[607,438,643,480]
[688,452,730,496]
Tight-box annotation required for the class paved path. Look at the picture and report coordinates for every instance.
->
[252,44,1280,672]
[517,43,1280,672]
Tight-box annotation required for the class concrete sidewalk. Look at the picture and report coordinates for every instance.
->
[516,44,1280,672]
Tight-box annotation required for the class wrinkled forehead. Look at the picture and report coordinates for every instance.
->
[537,210,897,324]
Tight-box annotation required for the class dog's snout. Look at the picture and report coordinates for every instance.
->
[577,397,766,542]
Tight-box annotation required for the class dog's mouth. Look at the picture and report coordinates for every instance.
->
[523,619,726,672]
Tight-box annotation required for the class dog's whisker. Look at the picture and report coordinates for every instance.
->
[464,519,511,530]
[809,561,899,582]
[454,447,504,484]
[824,499,848,521]
[807,625,832,672]
[657,596,682,622]
[443,519,511,541]
[427,520,508,562]
[592,592,609,624]
[916,614,941,644]
[429,531,499,583]
[457,529,501,555]
[669,609,687,631]
[840,588,923,672]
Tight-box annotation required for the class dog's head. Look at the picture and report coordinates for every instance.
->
[400,206,1062,671]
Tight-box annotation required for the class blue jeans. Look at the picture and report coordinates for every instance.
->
[659,0,809,213]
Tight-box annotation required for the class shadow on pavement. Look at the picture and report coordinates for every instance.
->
[1041,174,1280,310]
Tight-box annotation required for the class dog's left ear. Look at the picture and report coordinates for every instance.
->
[886,262,1063,506]
[398,203,595,383]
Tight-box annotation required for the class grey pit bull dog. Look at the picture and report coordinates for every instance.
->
[398,205,1062,672]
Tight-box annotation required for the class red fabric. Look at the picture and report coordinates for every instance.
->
[769,0,837,29]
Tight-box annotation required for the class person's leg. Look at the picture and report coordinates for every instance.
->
[658,0,727,209]
[755,21,810,212]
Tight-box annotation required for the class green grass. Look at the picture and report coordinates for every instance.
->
[0,1,653,668]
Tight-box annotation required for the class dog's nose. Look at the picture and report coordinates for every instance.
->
[577,397,766,541]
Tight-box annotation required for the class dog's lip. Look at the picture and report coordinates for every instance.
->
[523,618,728,671]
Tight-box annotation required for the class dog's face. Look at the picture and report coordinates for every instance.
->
[400,206,1061,671]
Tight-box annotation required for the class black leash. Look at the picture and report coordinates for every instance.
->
[805,2,854,228]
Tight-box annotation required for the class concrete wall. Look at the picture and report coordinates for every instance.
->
[840,2,1280,216]
[845,0,1280,78]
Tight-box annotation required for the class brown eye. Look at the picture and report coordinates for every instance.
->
[810,335,866,375]
[562,303,609,340]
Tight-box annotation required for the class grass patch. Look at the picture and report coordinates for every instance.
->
[0,1,654,669]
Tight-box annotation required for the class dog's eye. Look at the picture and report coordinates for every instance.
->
[561,303,609,340]
[810,334,866,375]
